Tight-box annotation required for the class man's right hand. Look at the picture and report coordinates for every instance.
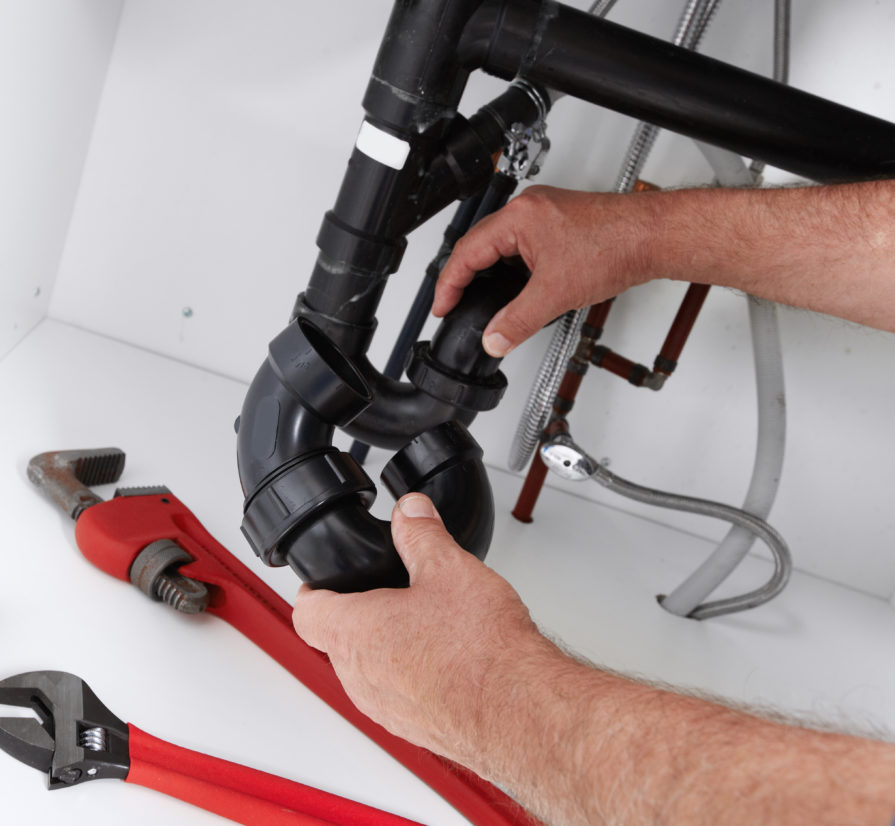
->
[435,180,895,346]
[433,185,665,357]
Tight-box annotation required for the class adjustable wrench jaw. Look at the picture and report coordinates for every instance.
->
[0,671,130,789]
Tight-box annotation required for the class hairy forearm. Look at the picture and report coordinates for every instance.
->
[461,635,895,826]
[436,180,895,357]
[654,180,895,332]
[293,499,895,826]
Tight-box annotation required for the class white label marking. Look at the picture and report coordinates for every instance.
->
[355,120,410,170]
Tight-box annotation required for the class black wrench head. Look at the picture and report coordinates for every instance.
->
[0,671,130,788]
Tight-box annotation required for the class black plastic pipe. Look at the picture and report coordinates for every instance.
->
[294,80,545,450]
[349,191,489,465]
[350,175,521,464]
[341,259,528,450]
[459,0,895,183]
[236,318,495,592]
[298,81,545,344]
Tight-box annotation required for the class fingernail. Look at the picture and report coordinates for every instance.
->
[399,495,436,519]
[483,331,512,357]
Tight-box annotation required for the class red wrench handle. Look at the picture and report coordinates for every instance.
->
[126,724,422,826]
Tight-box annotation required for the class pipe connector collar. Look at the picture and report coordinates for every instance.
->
[406,341,508,411]
[242,448,376,567]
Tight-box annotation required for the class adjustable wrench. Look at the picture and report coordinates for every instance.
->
[0,670,422,825]
[27,448,535,826]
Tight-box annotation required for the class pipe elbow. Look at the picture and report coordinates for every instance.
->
[236,318,494,592]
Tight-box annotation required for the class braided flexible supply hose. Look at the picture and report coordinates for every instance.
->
[660,296,786,618]
[508,308,586,471]
[614,0,721,193]
[540,434,792,620]
[591,459,791,619]
[508,0,722,473]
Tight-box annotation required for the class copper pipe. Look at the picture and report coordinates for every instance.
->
[591,346,650,386]
[655,283,711,374]
[512,180,697,522]
[512,299,614,521]
[511,450,550,523]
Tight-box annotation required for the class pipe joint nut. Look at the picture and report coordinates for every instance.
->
[242,448,376,567]
[406,341,508,411]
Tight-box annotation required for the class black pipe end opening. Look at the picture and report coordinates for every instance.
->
[268,318,373,427]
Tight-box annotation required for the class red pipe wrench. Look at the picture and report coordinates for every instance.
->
[27,448,536,826]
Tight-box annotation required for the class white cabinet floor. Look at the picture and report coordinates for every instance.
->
[2,320,893,825]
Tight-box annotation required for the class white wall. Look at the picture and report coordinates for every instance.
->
[47,0,895,600]
[0,0,123,360]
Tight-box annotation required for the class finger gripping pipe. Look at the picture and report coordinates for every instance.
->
[237,318,495,592]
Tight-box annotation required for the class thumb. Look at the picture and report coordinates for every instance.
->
[482,282,563,357]
[391,494,462,582]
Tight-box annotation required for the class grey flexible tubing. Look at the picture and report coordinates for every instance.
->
[660,296,787,618]
[540,435,792,619]
[508,0,721,472]
[662,0,791,617]
[591,460,791,619]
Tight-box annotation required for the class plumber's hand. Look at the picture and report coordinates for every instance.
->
[434,185,663,357]
[292,493,541,765]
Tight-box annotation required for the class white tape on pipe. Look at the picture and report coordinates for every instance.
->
[355,121,411,170]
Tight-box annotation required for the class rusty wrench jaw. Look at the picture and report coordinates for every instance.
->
[28,449,210,614]
[0,671,130,789]
[27,448,126,521]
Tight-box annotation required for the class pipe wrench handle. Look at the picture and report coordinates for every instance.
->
[126,725,422,826]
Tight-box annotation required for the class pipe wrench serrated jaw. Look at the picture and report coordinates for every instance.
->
[0,671,130,789]
[27,448,127,520]
[27,448,210,614]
